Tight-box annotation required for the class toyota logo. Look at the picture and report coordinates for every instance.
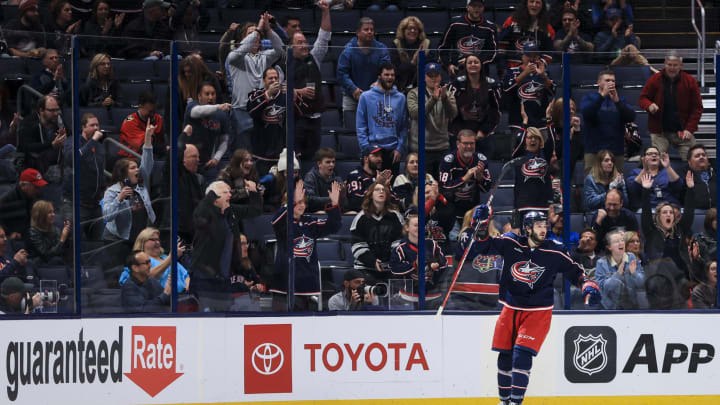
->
[251,343,284,375]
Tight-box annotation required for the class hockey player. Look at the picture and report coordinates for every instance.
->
[470,207,600,405]
[438,0,497,76]
[390,207,448,307]
[271,179,342,311]
[439,130,493,226]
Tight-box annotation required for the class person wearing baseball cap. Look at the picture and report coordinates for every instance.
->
[3,0,47,59]
[0,169,47,240]
[438,0,496,76]
[407,62,457,177]
[119,0,173,59]
[344,145,387,213]
[328,269,376,311]
[0,277,38,314]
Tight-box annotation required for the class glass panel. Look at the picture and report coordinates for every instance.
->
[75,34,173,314]
[0,30,76,314]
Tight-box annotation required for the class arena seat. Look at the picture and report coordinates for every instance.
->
[333,161,357,179]
[569,64,602,87]
[480,186,514,211]
[320,132,338,151]
[0,58,29,81]
[86,288,125,313]
[324,214,355,241]
[316,239,352,268]
[154,60,171,81]
[692,213,706,234]
[613,65,652,87]
[111,108,136,129]
[409,10,450,34]
[36,266,72,287]
[330,10,363,34]
[570,213,587,233]
[337,134,361,160]
[273,9,315,30]
[362,10,403,34]
[113,60,154,82]
[152,83,169,107]
[81,265,107,290]
[222,8,264,28]
[321,109,343,129]
[123,82,153,107]
[242,214,276,243]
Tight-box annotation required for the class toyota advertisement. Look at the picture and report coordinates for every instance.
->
[1,314,720,403]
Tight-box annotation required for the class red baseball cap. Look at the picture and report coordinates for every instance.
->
[19,168,48,187]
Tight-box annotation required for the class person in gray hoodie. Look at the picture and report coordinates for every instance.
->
[336,17,390,130]
[407,62,457,178]
[356,62,408,175]
[225,12,284,152]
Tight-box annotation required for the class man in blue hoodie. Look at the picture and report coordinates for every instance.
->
[337,17,391,130]
[356,62,408,175]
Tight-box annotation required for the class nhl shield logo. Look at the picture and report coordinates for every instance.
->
[564,326,617,383]
[572,334,608,376]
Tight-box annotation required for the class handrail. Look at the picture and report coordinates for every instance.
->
[691,0,706,88]
[16,84,43,120]
[103,136,142,159]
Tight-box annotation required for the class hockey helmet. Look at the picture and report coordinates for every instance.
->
[522,211,548,235]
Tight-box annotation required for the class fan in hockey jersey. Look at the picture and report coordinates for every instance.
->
[350,182,404,283]
[439,130,492,227]
[438,0,497,77]
[470,207,599,405]
[502,42,556,133]
[390,207,448,308]
[247,67,287,176]
[511,127,555,228]
[415,181,455,250]
[271,180,342,311]
[345,145,392,213]
[497,0,555,73]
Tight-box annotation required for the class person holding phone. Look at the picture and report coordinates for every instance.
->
[102,121,156,266]
[16,95,66,177]
[25,200,71,266]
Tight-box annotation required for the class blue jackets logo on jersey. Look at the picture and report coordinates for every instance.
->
[511,261,546,288]
[458,36,486,55]
[472,255,502,274]
[572,334,608,376]
[521,158,547,182]
[293,236,314,262]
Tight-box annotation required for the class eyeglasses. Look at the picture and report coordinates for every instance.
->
[45,108,61,113]
[138,260,151,266]
[645,152,659,157]
[459,141,475,146]
[629,239,641,244]
[148,238,160,242]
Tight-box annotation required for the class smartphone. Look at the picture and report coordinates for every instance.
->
[123,178,131,188]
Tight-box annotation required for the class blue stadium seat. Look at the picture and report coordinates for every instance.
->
[547,63,563,85]
[320,61,336,83]
[692,213,706,235]
[569,64,602,87]
[78,58,91,79]
[621,88,642,107]
[321,84,340,108]
[325,214,355,241]
[36,266,71,286]
[154,60,171,81]
[488,160,514,184]
[334,161,357,180]
[492,10,513,26]
[570,213,587,233]
[613,65,652,88]
[0,58,29,80]
[408,10,450,34]
[321,109,343,129]
[480,186,514,211]
[82,265,107,290]
[320,133,337,150]
[362,10,402,34]
[316,239,352,268]
[26,59,44,76]
[123,82,153,108]
[223,8,264,28]
[623,161,639,179]
[337,135,361,160]
[111,108,136,129]
[152,83,169,107]
[197,33,221,61]
[570,87,595,107]
[113,60,154,82]
[330,10,363,33]
[87,288,125,313]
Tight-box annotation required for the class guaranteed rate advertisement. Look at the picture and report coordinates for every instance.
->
[1,314,720,404]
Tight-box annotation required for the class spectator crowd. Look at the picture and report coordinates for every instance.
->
[0,0,716,314]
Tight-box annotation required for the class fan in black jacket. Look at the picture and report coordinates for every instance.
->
[189,180,262,312]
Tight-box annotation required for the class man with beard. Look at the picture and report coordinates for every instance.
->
[439,130,492,229]
[679,145,715,210]
[552,8,593,62]
[356,62,407,175]
[591,188,638,250]
[344,146,390,213]
[469,207,599,405]
[5,0,47,59]
[182,82,231,179]
[438,0,497,77]
[16,95,66,176]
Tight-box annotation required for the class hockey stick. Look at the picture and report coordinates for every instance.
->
[435,156,524,317]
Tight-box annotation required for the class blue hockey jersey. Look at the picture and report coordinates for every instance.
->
[473,231,586,309]
[271,203,341,294]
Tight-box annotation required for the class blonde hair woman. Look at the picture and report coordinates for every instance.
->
[26,200,71,265]
[80,52,124,107]
[389,16,431,91]
[118,227,190,292]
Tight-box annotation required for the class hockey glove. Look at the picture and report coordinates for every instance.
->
[581,277,601,306]
[471,204,493,240]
